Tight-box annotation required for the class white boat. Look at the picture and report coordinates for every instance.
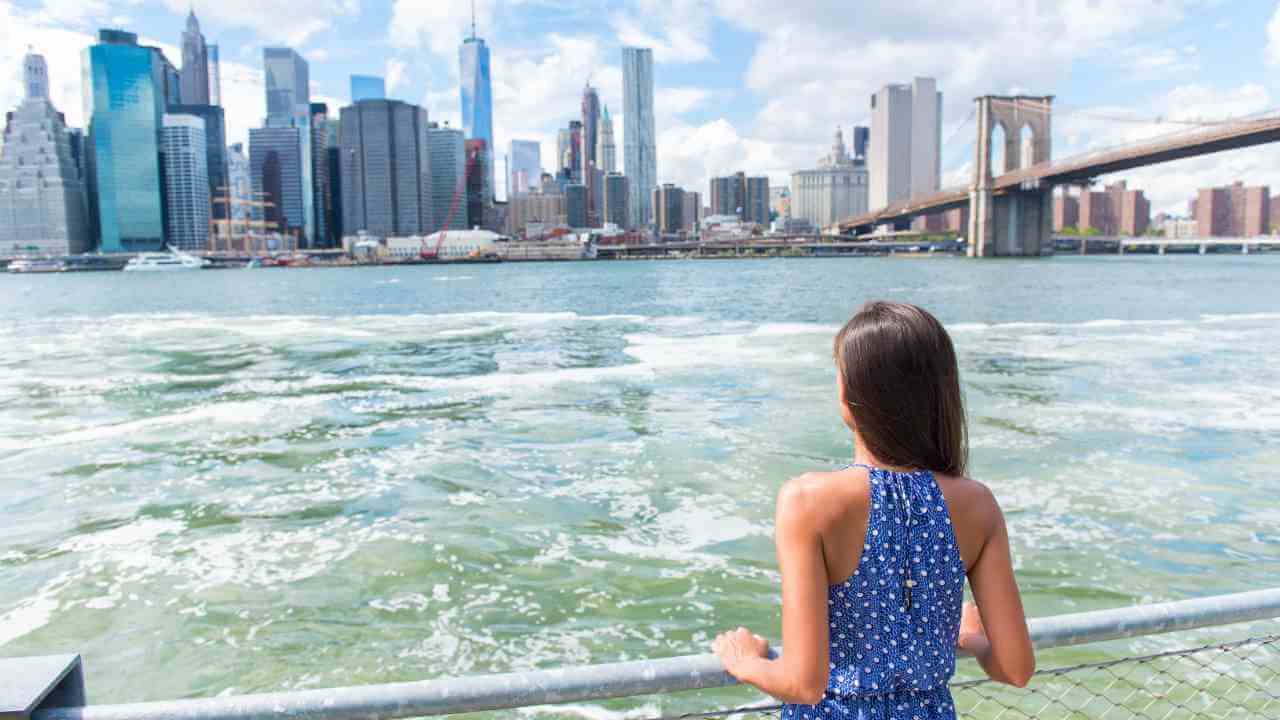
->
[7,259,68,273]
[123,248,208,272]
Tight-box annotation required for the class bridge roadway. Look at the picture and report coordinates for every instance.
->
[596,237,960,258]
[840,114,1280,232]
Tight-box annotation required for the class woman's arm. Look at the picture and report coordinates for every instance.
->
[712,479,830,705]
[959,489,1035,687]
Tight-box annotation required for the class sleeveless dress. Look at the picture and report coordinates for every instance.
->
[781,465,967,720]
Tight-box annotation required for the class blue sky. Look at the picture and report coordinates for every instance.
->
[4,0,1280,213]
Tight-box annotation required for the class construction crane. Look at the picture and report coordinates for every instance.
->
[422,143,483,261]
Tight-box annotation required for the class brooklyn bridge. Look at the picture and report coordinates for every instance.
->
[838,95,1280,257]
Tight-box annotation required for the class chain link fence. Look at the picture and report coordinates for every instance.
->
[954,634,1280,719]
[642,634,1280,720]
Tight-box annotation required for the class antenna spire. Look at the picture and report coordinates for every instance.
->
[470,0,477,40]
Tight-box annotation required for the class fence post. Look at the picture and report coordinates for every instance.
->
[0,655,85,720]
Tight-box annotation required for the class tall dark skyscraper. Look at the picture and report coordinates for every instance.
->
[260,47,314,245]
[580,83,601,226]
[338,99,434,237]
[180,10,210,105]
[310,102,330,246]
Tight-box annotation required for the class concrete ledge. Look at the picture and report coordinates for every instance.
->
[0,655,85,720]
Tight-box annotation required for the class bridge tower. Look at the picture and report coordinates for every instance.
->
[968,95,1054,257]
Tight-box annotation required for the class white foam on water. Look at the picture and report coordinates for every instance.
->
[517,702,662,720]
[750,322,841,337]
[0,593,60,646]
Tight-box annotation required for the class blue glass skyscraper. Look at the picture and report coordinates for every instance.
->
[82,29,169,252]
[261,48,314,246]
[459,20,494,203]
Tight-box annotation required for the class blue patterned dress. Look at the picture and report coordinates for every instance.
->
[781,465,967,720]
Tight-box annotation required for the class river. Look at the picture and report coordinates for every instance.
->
[1,255,1277,714]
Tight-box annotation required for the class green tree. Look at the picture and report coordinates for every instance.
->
[1082,226,1102,237]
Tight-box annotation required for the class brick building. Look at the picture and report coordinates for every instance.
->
[1064,181,1149,236]
[1195,182,1269,237]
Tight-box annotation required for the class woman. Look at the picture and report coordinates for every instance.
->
[712,301,1034,719]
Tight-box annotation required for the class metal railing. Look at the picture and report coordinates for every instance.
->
[13,588,1280,720]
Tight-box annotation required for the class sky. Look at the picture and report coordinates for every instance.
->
[4,0,1280,214]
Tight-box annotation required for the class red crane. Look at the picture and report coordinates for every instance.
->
[422,142,483,261]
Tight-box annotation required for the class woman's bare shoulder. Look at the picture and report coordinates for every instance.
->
[776,467,871,527]
[935,473,1005,532]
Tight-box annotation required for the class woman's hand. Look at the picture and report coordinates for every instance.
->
[711,627,769,679]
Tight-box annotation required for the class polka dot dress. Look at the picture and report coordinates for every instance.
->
[781,465,966,720]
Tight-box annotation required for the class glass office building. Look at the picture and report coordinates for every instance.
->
[261,48,314,245]
[508,140,540,194]
[160,113,209,251]
[169,104,227,220]
[622,47,656,226]
[82,30,169,252]
[459,33,493,202]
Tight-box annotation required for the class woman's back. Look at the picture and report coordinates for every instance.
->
[777,464,996,718]
[711,302,1033,719]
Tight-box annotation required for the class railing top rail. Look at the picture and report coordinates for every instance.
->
[26,587,1280,720]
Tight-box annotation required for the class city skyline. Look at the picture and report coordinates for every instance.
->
[5,2,1280,214]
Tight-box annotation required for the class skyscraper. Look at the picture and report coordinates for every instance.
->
[160,113,209,251]
[310,102,330,246]
[459,15,494,203]
[565,183,588,228]
[464,139,490,229]
[339,99,433,237]
[653,183,684,235]
[350,75,386,102]
[427,123,467,232]
[206,44,221,105]
[622,47,656,226]
[261,48,314,245]
[169,104,227,219]
[509,140,541,194]
[249,127,305,241]
[0,49,91,255]
[602,172,629,229]
[852,125,869,161]
[709,172,770,224]
[83,29,171,252]
[180,10,210,105]
[598,105,617,174]
[869,77,941,210]
[264,48,309,126]
[580,83,602,227]
[324,118,342,241]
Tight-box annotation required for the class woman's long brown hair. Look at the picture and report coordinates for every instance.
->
[834,301,968,476]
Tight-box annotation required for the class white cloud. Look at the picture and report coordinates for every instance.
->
[1267,2,1280,66]
[388,0,492,56]
[658,118,793,196]
[609,0,713,64]
[384,58,407,95]
[705,0,1200,190]
[0,2,98,129]
[158,0,357,46]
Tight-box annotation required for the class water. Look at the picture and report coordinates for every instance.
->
[1,256,1278,714]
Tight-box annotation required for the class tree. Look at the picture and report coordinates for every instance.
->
[1082,226,1102,237]
[1058,225,1079,236]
